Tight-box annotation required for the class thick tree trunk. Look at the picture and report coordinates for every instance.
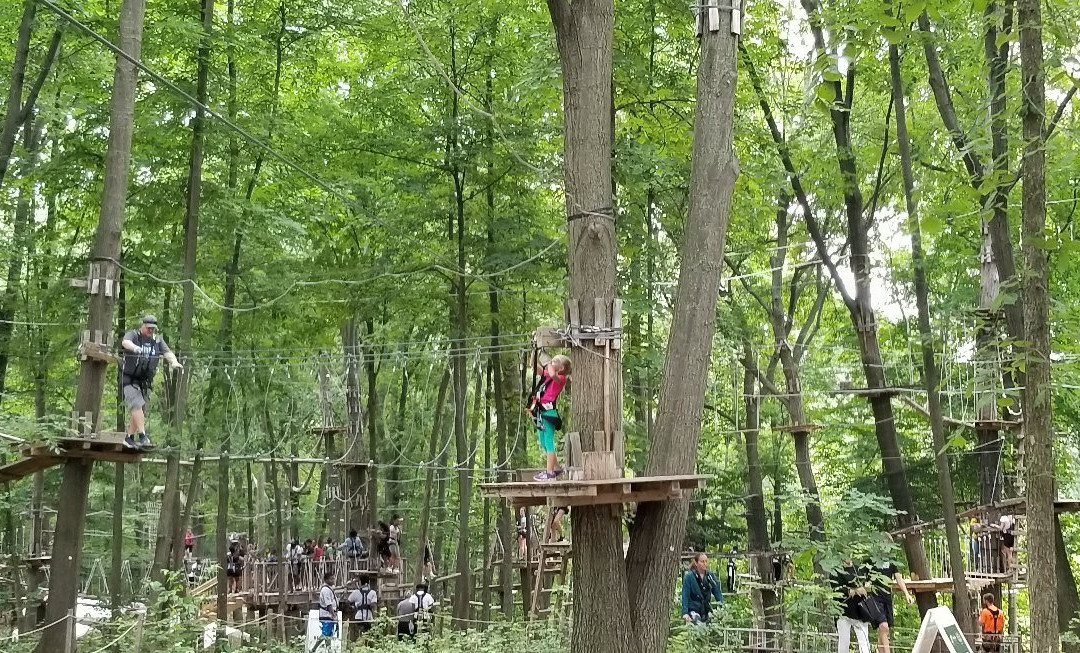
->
[37,0,144,649]
[1018,0,1056,645]
[414,370,451,584]
[152,452,182,578]
[545,1,629,650]
[269,458,287,638]
[742,354,781,634]
[624,7,740,652]
[363,319,379,535]
[481,363,493,626]
[889,42,972,632]
[342,320,365,535]
[173,454,203,568]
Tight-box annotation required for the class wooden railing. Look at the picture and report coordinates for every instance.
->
[243,557,394,605]
[922,516,1022,580]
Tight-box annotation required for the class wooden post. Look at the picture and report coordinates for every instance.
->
[64,608,74,653]
[216,453,229,650]
[110,462,125,616]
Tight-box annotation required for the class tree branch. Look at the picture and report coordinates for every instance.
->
[917,12,985,184]
[1045,83,1077,143]
[741,45,855,310]
[18,27,62,124]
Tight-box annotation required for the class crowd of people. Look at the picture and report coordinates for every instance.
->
[310,571,437,652]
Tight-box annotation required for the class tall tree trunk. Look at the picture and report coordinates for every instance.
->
[481,363,494,626]
[173,0,215,424]
[1018,0,1056,645]
[889,41,972,632]
[363,319,379,535]
[545,1,627,649]
[0,0,61,193]
[624,6,740,652]
[269,458,287,638]
[414,370,451,584]
[487,169,515,620]
[742,352,781,633]
[768,196,826,544]
[0,115,38,405]
[152,452,182,578]
[215,454,229,651]
[173,454,203,568]
[342,320,365,535]
[38,0,145,648]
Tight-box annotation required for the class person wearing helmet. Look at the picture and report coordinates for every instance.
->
[120,315,182,449]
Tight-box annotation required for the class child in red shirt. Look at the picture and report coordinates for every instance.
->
[528,353,571,481]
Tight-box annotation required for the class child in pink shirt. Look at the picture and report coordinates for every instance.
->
[528,354,571,481]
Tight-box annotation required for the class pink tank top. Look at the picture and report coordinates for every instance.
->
[537,369,567,406]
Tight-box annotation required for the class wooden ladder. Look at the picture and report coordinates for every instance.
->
[530,539,570,618]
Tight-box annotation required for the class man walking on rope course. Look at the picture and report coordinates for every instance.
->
[526,350,571,481]
[120,314,182,450]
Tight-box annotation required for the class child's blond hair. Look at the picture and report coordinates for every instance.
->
[551,354,571,376]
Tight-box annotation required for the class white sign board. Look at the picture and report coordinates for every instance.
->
[911,607,975,653]
[304,609,342,653]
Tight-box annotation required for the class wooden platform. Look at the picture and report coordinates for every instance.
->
[479,474,707,507]
[0,432,143,484]
[902,576,1003,594]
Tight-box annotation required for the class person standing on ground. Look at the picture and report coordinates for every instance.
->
[311,571,338,653]
[347,574,377,639]
[979,592,1005,652]
[226,543,244,594]
[120,315,182,449]
[526,352,571,481]
[681,552,724,624]
[395,582,435,641]
[866,546,914,653]
[830,558,872,653]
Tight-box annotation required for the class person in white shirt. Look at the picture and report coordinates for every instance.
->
[346,574,378,639]
[395,582,435,640]
[388,514,403,573]
[311,572,338,653]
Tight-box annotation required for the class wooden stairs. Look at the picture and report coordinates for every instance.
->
[530,540,571,619]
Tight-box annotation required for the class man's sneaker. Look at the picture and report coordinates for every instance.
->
[138,432,153,449]
[533,470,555,482]
[123,434,139,450]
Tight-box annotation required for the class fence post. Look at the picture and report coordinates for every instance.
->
[133,613,144,653]
[64,608,75,653]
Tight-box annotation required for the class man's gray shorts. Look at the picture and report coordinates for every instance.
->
[123,384,149,411]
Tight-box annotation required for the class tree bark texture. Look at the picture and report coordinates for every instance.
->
[342,320,365,534]
[741,353,781,633]
[545,0,631,650]
[37,0,145,649]
[152,452,182,579]
[888,41,972,632]
[624,7,740,651]
[414,370,451,585]
[1018,0,1056,646]
[215,454,229,650]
